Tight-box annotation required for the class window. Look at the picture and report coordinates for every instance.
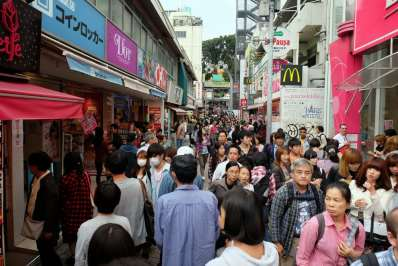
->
[141,29,147,50]
[133,15,141,45]
[111,0,123,29]
[96,0,109,16]
[147,35,153,55]
[123,9,132,37]
[175,31,187,38]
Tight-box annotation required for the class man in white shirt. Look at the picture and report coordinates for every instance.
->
[333,123,350,150]
[75,181,131,266]
[212,145,241,182]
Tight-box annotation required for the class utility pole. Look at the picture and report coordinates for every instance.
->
[266,0,275,144]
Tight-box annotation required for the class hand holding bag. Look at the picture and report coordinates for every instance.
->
[21,216,44,240]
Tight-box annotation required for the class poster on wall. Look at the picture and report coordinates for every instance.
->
[148,107,161,131]
[281,87,325,139]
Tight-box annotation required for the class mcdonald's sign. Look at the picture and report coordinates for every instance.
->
[281,65,303,86]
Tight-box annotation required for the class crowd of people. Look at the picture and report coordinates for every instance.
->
[22,115,398,266]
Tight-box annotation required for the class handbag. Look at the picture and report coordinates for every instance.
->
[21,216,44,240]
[137,178,155,244]
[364,213,389,252]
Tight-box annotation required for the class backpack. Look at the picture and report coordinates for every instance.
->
[358,253,380,266]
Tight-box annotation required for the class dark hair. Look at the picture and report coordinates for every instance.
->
[94,127,104,147]
[386,153,398,190]
[28,151,52,171]
[87,223,136,266]
[299,127,307,132]
[386,207,398,237]
[64,152,84,176]
[288,137,301,148]
[147,144,165,158]
[274,131,285,140]
[98,257,151,266]
[239,165,252,182]
[131,151,148,178]
[111,124,119,130]
[106,150,128,175]
[355,159,392,191]
[225,161,240,172]
[94,181,121,214]
[210,143,226,172]
[316,125,324,132]
[218,130,227,137]
[325,181,351,205]
[238,157,253,169]
[227,144,241,155]
[197,126,204,143]
[222,188,264,245]
[127,133,136,143]
[325,145,339,163]
[309,138,321,148]
[239,130,252,140]
[170,155,197,184]
[249,152,267,167]
[385,128,397,137]
[304,149,318,160]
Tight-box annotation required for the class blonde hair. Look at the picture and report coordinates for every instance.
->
[338,148,363,178]
[384,136,398,154]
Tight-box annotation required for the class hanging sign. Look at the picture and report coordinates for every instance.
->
[281,65,303,86]
[271,27,296,57]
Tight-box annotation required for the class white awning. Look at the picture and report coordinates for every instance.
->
[168,106,187,115]
[247,103,264,110]
[339,51,398,91]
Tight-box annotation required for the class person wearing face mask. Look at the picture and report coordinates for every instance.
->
[304,149,326,189]
[324,148,362,189]
[349,158,393,251]
[209,161,241,207]
[147,144,171,206]
[131,150,151,200]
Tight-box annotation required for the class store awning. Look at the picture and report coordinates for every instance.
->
[247,103,264,110]
[339,51,398,91]
[168,106,187,115]
[150,88,166,98]
[124,78,150,95]
[0,82,84,120]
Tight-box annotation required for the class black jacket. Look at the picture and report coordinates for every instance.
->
[28,173,60,235]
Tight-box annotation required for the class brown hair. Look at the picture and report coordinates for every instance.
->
[384,135,398,154]
[338,148,363,178]
[386,153,398,191]
[275,147,289,167]
[375,134,386,144]
[355,158,392,191]
[164,147,177,159]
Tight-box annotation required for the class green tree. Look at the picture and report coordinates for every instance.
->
[202,35,236,80]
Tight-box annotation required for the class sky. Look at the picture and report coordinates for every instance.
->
[160,0,236,40]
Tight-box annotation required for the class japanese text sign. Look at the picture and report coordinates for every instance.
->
[106,21,137,74]
[32,0,105,59]
[0,0,41,72]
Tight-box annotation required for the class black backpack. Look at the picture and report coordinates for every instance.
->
[284,182,323,215]
[358,253,380,266]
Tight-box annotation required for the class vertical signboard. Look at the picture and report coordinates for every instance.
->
[281,87,324,138]
[32,0,105,59]
[106,21,138,74]
[0,121,3,266]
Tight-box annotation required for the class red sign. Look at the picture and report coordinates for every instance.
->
[240,98,248,107]
[353,0,398,54]
[273,59,289,73]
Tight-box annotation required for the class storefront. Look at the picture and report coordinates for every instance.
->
[329,0,398,152]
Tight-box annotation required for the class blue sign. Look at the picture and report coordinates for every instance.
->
[32,0,105,59]
[150,88,166,98]
[66,56,123,86]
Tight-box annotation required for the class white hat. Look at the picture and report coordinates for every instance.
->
[176,146,194,156]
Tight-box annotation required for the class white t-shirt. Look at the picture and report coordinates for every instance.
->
[75,214,131,266]
[333,133,349,149]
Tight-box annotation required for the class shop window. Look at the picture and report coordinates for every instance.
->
[176,31,187,38]
[141,29,147,52]
[123,9,132,38]
[111,0,123,29]
[331,0,345,41]
[133,15,141,45]
[96,0,110,17]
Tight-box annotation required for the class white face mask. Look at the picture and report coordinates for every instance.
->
[150,157,161,167]
[137,159,147,167]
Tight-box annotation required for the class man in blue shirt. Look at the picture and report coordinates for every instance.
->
[155,154,219,266]
[352,207,398,266]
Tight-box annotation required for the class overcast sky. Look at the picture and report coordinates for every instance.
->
[160,0,236,40]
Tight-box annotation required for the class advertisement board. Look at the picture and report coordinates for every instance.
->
[281,87,324,138]
[270,27,297,58]
[32,0,106,59]
[106,21,137,74]
[353,0,398,54]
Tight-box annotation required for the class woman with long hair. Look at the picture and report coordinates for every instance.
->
[386,153,398,212]
[297,182,365,265]
[304,149,326,189]
[208,143,227,182]
[60,152,93,264]
[131,150,152,200]
[349,158,393,251]
[324,148,362,187]
[317,145,339,175]
[271,147,291,190]
[196,126,211,176]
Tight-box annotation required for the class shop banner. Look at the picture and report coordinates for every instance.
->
[32,0,105,59]
[266,27,297,58]
[137,47,169,91]
[148,106,161,131]
[0,0,41,72]
[106,21,137,74]
[354,0,398,54]
[167,86,183,105]
[281,87,324,139]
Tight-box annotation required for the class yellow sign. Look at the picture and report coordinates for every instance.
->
[281,65,302,86]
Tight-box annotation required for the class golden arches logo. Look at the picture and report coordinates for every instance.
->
[282,67,301,83]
